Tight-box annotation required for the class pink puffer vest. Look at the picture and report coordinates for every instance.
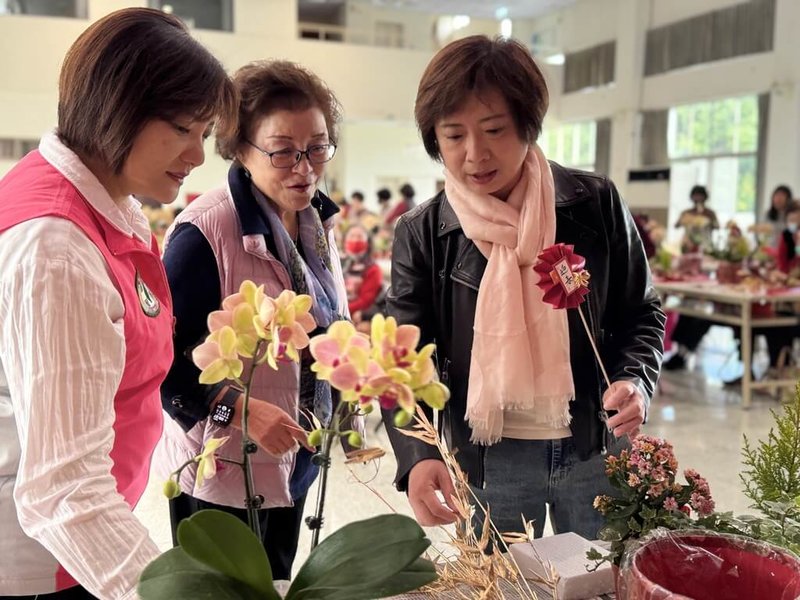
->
[153,185,348,508]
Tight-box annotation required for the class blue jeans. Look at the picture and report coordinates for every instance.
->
[472,436,627,540]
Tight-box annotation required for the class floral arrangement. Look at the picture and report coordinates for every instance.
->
[140,281,445,599]
[678,213,712,254]
[587,435,716,568]
[303,314,448,547]
[708,220,751,263]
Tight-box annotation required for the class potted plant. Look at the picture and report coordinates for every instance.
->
[587,435,716,574]
[138,282,447,599]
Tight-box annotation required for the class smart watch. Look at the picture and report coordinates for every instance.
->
[210,386,240,427]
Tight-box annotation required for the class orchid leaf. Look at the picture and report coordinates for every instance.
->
[289,557,436,600]
[176,510,281,600]
[286,514,434,599]
[138,547,265,600]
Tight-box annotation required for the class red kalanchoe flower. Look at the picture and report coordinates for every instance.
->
[533,243,591,309]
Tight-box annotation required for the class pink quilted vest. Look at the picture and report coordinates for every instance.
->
[155,186,348,508]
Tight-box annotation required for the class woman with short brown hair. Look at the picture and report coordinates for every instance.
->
[0,7,235,599]
[383,35,665,540]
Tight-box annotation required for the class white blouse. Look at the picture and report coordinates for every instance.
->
[0,132,159,599]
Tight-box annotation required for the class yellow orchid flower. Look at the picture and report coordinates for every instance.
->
[192,326,244,384]
[195,436,230,488]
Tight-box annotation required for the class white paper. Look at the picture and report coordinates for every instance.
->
[509,533,614,600]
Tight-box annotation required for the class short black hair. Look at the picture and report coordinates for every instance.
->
[690,185,709,200]
[377,188,391,201]
[351,191,364,202]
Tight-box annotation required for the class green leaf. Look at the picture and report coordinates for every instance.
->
[138,547,264,600]
[293,557,437,600]
[177,509,280,600]
[611,503,639,519]
[586,548,604,560]
[286,514,432,599]
[598,521,628,542]
[627,517,642,533]
[640,505,657,520]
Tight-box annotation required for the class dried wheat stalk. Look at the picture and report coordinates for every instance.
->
[394,406,560,599]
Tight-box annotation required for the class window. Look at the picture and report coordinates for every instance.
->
[149,0,232,32]
[374,21,403,48]
[0,138,39,160]
[0,0,86,18]
[667,95,758,231]
[539,121,596,172]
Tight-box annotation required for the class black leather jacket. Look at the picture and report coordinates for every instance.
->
[383,162,666,490]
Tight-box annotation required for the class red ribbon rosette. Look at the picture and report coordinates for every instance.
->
[533,243,591,309]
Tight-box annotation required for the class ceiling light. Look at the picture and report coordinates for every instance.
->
[545,53,565,65]
[452,15,470,30]
[495,7,509,19]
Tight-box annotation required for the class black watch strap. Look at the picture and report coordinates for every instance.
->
[210,386,241,427]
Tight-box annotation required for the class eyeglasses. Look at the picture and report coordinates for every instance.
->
[246,140,337,169]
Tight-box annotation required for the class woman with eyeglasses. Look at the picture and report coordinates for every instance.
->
[155,60,349,579]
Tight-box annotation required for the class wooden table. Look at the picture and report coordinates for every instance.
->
[654,280,800,408]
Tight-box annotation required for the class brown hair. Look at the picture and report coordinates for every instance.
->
[216,60,342,160]
[58,7,237,174]
[415,35,549,161]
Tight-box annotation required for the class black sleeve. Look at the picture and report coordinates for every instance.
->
[604,181,666,415]
[381,215,442,491]
[161,223,225,431]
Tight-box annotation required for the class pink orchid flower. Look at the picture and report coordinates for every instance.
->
[256,290,317,369]
[192,326,243,385]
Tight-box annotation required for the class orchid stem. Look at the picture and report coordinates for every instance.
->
[240,340,265,540]
[308,400,349,549]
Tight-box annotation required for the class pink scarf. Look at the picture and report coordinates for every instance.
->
[445,146,574,444]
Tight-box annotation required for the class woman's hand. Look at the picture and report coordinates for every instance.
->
[603,380,645,439]
[231,394,314,456]
[407,459,459,526]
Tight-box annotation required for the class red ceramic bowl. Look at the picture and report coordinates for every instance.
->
[618,532,800,600]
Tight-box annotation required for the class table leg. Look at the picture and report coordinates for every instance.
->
[741,302,752,409]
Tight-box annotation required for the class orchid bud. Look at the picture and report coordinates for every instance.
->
[307,429,323,447]
[162,479,181,499]
[347,431,363,448]
[393,410,413,428]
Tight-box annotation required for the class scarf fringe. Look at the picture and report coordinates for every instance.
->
[466,394,574,446]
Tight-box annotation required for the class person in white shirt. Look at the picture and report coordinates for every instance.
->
[0,8,235,599]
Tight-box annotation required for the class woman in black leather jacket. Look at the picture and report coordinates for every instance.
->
[383,35,665,540]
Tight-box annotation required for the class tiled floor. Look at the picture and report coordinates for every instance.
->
[133,325,793,572]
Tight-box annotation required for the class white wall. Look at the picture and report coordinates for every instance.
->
[1,0,798,212]
[0,0,436,201]
[337,119,443,210]
[518,0,800,215]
